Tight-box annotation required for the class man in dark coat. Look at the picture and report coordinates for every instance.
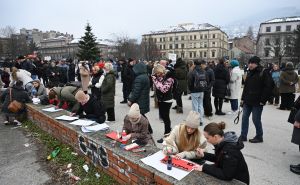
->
[68,59,76,82]
[240,56,273,143]
[290,109,300,175]
[72,90,106,124]
[1,80,31,124]
[173,58,187,113]
[202,60,215,119]
[120,58,135,103]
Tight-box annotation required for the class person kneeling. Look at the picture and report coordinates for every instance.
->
[122,103,152,146]
[71,90,106,124]
[194,122,250,185]
[162,111,207,160]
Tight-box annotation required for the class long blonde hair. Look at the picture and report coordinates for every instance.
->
[11,67,19,81]
[177,124,200,152]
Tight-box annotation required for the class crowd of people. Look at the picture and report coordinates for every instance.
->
[0,54,300,183]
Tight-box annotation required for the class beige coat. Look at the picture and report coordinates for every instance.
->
[163,124,207,159]
[79,64,91,92]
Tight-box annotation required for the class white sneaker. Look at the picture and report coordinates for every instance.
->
[13,120,22,126]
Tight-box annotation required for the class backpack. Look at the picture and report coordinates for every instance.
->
[193,70,207,91]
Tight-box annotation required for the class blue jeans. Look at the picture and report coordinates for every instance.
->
[241,104,263,139]
[191,92,204,123]
[230,99,238,111]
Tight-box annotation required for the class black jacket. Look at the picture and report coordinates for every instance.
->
[205,66,215,91]
[91,70,103,100]
[0,86,31,114]
[242,66,273,106]
[76,96,106,124]
[203,132,250,185]
[212,64,230,98]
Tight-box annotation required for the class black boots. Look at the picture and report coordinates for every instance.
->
[249,137,263,143]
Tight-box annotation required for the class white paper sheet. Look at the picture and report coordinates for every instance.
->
[69,119,95,126]
[32,98,40,104]
[140,150,190,180]
[42,107,63,112]
[81,123,109,133]
[55,115,79,121]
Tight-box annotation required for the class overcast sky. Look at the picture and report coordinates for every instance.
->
[1,0,299,39]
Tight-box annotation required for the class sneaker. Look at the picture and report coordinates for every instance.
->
[13,120,22,126]
[157,138,164,143]
[249,137,263,143]
[4,121,9,125]
[216,111,226,115]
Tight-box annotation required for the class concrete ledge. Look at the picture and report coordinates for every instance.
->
[27,103,245,185]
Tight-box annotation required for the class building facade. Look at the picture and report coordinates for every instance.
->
[228,36,256,64]
[142,23,229,61]
[256,16,300,64]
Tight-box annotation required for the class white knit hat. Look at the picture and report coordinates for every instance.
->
[185,111,200,128]
[128,103,141,124]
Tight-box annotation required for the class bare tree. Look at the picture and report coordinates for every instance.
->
[113,35,141,59]
[0,26,16,38]
[140,36,160,61]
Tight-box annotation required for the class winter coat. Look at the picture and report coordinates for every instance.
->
[174,60,188,93]
[0,86,31,114]
[52,86,81,112]
[47,66,60,85]
[202,132,250,185]
[121,64,135,90]
[68,63,76,82]
[122,115,151,145]
[10,69,33,89]
[79,64,91,92]
[271,70,280,88]
[152,73,174,102]
[212,64,230,98]
[76,95,106,124]
[227,66,242,100]
[241,66,273,106]
[279,67,298,94]
[205,67,215,92]
[101,70,116,109]
[30,84,47,100]
[128,63,150,114]
[292,109,300,146]
[163,124,207,159]
[91,70,104,100]
[188,66,207,93]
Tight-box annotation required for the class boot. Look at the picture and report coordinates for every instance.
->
[172,105,177,110]
[176,106,183,113]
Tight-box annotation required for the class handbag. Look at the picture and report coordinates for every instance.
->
[8,88,23,113]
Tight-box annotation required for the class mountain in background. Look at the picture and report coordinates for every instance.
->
[221,6,300,39]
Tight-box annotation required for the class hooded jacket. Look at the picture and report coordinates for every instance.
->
[202,132,250,185]
[279,66,298,94]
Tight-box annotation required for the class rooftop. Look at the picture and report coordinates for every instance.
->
[264,16,300,24]
[144,23,219,35]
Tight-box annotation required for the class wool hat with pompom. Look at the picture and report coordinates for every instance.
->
[127,103,141,124]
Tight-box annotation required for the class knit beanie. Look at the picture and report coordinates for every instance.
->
[248,56,261,65]
[128,103,141,124]
[230,60,239,68]
[184,111,200,129]
[286,62,294,69]
[75,90,87,102]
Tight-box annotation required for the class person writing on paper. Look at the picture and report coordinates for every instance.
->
[162,111,207,159]
[30,79,47,100]
[122,103,152,145]
[193,122,249,185]
[70,90,106,124]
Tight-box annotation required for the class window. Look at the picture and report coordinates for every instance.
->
[200,35,203,39]
[175,36,178,41]
[213,34,216,38]
[211,50,216,58]
[190,52,193,58]
[194,43,196,48]
[163,38,166,42]
[194,35,197,40]
[204,42,207,48]
[266,27,271,32]
[159,45,162,50]
[204,51,207,58]
[163,45,165,49]
[200,51,203,58]
[265,38,270,46]
[276,26,281,32]
[204,34,207,39]
[181,43,184,48]
[286,25,291,32]
[190,35,193,40]
[169,44,173,49]
[193,52,196,58]
[159,38,162,42]
[212,42,216,47]
[181,36,184,40]
[175,44,178,49]
[169,37,173,41]
[181,52,185,58]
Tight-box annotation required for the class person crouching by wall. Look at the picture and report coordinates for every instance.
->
[162,111,207,160]
[70,90,106,124]
[1,80,31,125]
[122,103,152,145]
[193,122,250,185]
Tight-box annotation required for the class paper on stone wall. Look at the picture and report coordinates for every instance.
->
[55,115,79,121]
[81,123,109,133]
[42,107,63,112]
[69,119,95,126]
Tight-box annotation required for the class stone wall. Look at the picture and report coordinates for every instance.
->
[27,104,245,185]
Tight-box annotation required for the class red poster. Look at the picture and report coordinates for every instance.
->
[105,131,122,142]
[161,156,198,171]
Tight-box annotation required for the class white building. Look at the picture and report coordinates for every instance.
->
[256,16,300,64]
[142,23,228,61]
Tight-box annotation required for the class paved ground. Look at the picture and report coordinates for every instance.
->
[0,117,51,185]
[109,81,299,185]
[0,80,299,185]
